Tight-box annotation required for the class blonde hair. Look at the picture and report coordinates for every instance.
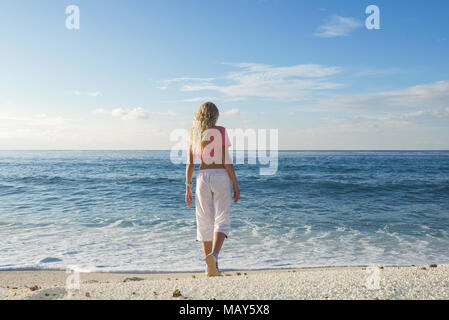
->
[190,102,219,156]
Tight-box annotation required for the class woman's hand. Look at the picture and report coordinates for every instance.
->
[185,186,193,207]
[233,185,240,203]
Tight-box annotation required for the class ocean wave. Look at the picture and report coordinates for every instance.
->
[1,150,449,271]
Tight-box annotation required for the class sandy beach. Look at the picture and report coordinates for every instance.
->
[1,264,448,300]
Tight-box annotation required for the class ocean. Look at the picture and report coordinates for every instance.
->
[1,150,448,272]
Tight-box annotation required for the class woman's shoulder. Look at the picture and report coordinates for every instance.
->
[213,125,226,131]
[212,125,231,146]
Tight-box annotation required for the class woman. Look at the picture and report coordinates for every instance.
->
[185,102,240,277]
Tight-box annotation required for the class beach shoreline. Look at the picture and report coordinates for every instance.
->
[1,264,448,300]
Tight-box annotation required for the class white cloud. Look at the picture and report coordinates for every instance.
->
[0,112,173,150]
[0,114,68,127]
[283,110,448,150]
[151,110,177,117]
[288,125,442,150]
[73,91,102,97]
[314,15,362,38]
[179,63,343,101]
[93,108,176,119]
[162,77,215,84]
[334,111,426,130]
[353,67,404,77]
[222,108,240,117]
[166,96,246,103]
[222,97,248,102]
[431,107,449,118]
[221,62,340,77]
[111,107,149,120]
[321,80,449,111]
[93,108,106,114]
[175,96,218,103]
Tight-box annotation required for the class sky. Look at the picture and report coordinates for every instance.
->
[0,0,448,150]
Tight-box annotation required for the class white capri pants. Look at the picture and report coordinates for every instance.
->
[195,169,232,242]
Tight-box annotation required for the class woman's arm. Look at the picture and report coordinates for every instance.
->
[223,146,240,203]
[185,149,194,207]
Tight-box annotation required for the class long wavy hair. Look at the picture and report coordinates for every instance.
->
[190,102,219,156]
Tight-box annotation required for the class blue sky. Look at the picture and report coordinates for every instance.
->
[0,0,448,149]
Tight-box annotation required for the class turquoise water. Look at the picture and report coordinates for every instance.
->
[1,150,448,272]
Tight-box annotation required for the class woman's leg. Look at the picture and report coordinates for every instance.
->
[196,172,214,258]
[212,232,226,256]
[204,232,226,276]
[210,172,232,258]
[202,241,212,257]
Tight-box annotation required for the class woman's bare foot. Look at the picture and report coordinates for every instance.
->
[205,253,220,277]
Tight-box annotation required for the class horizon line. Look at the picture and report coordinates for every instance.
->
[0,149,448,152]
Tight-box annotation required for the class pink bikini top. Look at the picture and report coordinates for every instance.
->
[190,126,232,161]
